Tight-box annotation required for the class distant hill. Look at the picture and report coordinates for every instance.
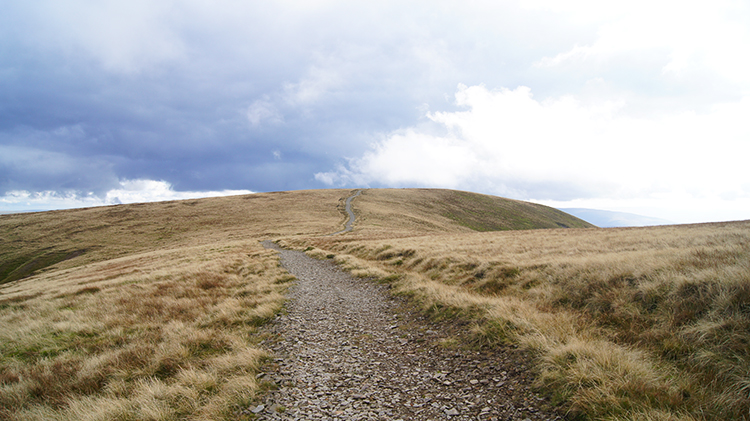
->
[560,208,673,228]
[0,189,349,285]
[437,190,595,230]
[356,189,595,234]
[0,189,594,285]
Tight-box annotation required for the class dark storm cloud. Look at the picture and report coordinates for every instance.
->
[4,1,746,222]
[2,1,584,200]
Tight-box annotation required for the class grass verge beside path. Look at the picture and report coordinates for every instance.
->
[0,189,351,420]
[0,241,290,421]
[283,221,750,421]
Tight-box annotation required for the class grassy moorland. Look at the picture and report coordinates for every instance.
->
[0,190,348,420]
[289,190,750,421]
[2,188,748,421]
[340,188,594,238]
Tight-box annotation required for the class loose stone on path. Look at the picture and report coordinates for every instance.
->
[252,241,562,420]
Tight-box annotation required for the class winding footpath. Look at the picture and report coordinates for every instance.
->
[329,189,363,236]
[253,192,562,420]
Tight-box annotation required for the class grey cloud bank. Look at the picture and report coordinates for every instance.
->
[2,1,749,223]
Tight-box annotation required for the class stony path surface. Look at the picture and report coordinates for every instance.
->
[250,241,563,421]
[328,189,363,236]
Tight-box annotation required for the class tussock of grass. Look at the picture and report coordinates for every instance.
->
[0,242,287,420]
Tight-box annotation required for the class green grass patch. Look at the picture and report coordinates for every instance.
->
[0,250,84,285]
[440,190,594,231]
[1,329,105,364]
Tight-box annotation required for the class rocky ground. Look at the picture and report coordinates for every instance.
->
[248,241,564,421]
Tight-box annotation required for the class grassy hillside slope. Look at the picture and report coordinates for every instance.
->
[1,188,590,287]
[0,189,351,420]
[301,218,750,421]
[0,190,349,286]
[348,189,594,238]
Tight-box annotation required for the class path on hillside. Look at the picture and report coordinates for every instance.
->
[328,189,363,236]
[251,242,561,420]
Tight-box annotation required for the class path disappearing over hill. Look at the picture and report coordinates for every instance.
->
[253,241,561,420]
[329,189,363,236]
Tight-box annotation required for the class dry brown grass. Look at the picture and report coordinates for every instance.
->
[298,218,750,421]
[0,242,290,420]
[337,188,592,239]
[1,189,349,281]
[4,188,748,420]
[0,189,354,420]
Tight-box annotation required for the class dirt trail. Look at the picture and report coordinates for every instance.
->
[249,193,562,420]
[329,189,363,236]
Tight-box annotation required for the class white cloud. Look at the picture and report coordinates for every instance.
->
[317,130,478,188]
[247,99,283,127]
[0,179,253,212]
[532,0,750,91]
[30,0,188,73]
[104,179,252,204]
[317,84,750,223]
[283,65,344,106]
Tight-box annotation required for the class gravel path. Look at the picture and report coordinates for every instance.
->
[328,189,363,236]
[250,241,563,420]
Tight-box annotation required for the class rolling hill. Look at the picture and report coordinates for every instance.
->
[0,189,592,285]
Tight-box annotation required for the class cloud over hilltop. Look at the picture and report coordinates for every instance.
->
[317,84,750,219]
[1,1,749,222]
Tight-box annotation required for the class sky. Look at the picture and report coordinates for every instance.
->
[1,1,749,224]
